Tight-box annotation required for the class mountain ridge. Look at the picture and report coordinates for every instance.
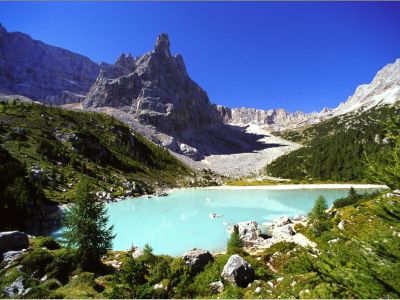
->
[217,58,400,131]
[0,23,100,105]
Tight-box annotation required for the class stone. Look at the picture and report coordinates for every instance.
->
[209,281,224,294]
[1,250,23,264]
[0,231,29,253]
[221,254,255,287]
[272,224,295,240]
[338,221,345,230]
[273,216,291,227]
[235,221,261,241]
[291,233,317,249]
[131,247,144,259]
[255,287,261,293]
[209,213,223,219]
[182,249,213,274]
[3,276,25,297]
[153,282,167,290]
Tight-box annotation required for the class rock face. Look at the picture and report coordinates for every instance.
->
[217,58,400,131]
[83,33,271,160]
[216,105,331,132]
[221,254,255,287]
[84,33,221,134]
[0,231,29,253]
[0,23,100,104]
[182,248,213,274]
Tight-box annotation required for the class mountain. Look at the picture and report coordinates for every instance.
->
[84,33,221,133]
[83,33,270,160]
[332,58,400,115]
[217,58,400,131]
[0,23,100,104]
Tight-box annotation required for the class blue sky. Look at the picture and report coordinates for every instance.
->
[1,2,400,112]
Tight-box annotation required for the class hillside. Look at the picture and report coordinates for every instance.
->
[266,105,400,182]
[0,100,199,231]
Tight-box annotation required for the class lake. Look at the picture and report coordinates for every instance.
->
[101,187,379,256]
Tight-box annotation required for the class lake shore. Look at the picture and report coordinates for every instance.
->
[204,183,387,190]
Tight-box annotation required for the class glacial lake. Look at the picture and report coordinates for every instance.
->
[98,187,379,256]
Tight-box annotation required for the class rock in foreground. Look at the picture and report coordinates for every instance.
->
[182,249,213,274]
[0,231,29,253]
[221,254,255,287]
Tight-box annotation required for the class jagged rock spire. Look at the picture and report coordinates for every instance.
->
[154,33,171,57]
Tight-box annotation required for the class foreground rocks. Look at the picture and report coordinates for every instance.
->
[221,254,255,287]
[182,249,213,274]
[231,215,316,252]
[0,231,29,253]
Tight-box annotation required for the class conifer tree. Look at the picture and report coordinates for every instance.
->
[63,178,115,270]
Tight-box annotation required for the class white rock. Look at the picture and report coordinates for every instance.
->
[255,287,261,293]
[338,221,345,230]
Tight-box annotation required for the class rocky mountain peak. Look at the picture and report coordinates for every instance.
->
[154,33,170,52]
[115,53,135,69]
[0,23,6,38]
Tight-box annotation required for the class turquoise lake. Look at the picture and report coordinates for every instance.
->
[102,187,377,256]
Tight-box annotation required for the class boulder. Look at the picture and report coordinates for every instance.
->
[272,224,295,240]
[3,277,26,297]
[209,280,224,294]
[236,221,261,241]
[221,254,255,287]
[273,215,291,227]
[182,249,213,274]
[1,250,24,264]
[0,231,29,253]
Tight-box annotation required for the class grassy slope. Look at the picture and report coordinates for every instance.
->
[266,105,400,182]
[1,191,398,299]
[0,100,195,229]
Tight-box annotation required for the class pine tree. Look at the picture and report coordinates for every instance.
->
[309,196,329,236]
[227,225,244,255]
[63,178,115,270]
[309,196,328,221]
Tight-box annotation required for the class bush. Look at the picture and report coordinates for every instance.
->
[190,255,230,296]
[21,249,54,276]
[35,236,61,250]
[262,242,296,261]
[40,278,62,290]
[46,249,77,284]
[148,258,171,285]
[221,285,244,298]
[283,253,314,274]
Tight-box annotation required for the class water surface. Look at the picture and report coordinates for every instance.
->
[103,188,376,256]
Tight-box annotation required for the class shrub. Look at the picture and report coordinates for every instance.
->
[148,258,171,285]
[262,242,296,261]
[40,278,62,290]
[283,253,314,274]
[35,236,61,250]
[21,249,54,276]
[46,249,77,284]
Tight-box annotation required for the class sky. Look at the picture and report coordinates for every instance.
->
[1,2,400,112]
